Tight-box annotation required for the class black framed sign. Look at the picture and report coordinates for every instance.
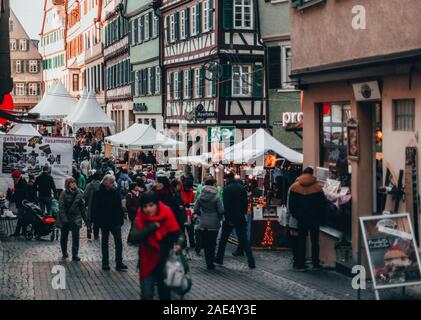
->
[347,118,359,160]
[360,213,421,291]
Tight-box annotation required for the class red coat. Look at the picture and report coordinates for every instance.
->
[180,185,194,206]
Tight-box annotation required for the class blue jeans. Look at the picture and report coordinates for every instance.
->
[140,271,171,300]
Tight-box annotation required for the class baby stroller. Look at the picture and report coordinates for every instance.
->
[21,200,58,241]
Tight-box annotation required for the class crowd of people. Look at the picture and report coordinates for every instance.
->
[5,140,329,300]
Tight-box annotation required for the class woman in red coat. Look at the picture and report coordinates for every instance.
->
[128,191,185,300]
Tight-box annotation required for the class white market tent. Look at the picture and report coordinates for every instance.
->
[105,123,183,150]
[29,81,77,120]
[64,90,115,134]
[224,128,303,164]
[169,128,303,165]
[63,88,88,126]
[8,123,41,137]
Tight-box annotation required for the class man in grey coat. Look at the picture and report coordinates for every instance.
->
[58,177,87,261]
[194,178,224,270]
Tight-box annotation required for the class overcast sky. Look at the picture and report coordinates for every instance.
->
[10,0,44,40]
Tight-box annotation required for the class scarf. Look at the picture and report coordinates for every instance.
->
[136,202,180,280]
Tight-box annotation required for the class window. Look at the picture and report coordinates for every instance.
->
[203,0,210,32]
[232,65,251,96]
[393,99,415,131]
[73,74,80,91]
[9,19,13,32]
[184,71,190,98]
[155,66,161,94]
[320,102,351,164]
[191,5,197,35]
[15,83,26,96]
[194,69,201,98]
[15,60,22,73]
[19,39,28,51]
[144,13,150,41]
[281,46,293,89]
[180,10,186,39]
[174,72,180,99]
[152,14,159,38]
[28,83,40,96]
[29,60,39,73]
[170,14,175,42]
[234,0,253,29]
[10,39,17,51]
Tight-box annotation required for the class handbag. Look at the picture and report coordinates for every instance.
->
[127,220,141,245]
[164,250,192,297]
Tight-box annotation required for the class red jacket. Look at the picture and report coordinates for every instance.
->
[180,185,194,206]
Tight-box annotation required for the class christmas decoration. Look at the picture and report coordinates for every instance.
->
[261,221,274,247]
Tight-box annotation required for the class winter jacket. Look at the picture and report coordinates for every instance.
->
[26,180,38,204]
[125,191,141,222]
[153,188,186,228]
[194,185,224,231]
[77,174,87,190]
[13,178,29,209]
[288,173,328,228]
[80,160,91,177]
[117,173,132,199]
[35,172,56,198]
[84,179,101,221]
[222,180,248,226]
[194,184,223,202]
[91,184,125,228]
[58,188,87,228]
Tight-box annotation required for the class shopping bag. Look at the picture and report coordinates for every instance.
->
[164,250,192,296]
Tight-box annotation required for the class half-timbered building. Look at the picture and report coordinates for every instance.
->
[161,0,266,147]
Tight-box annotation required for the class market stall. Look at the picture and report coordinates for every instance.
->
[8,123,41,137]
[63,90,115,135]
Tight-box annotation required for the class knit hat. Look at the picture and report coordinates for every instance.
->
[11,170,21,178]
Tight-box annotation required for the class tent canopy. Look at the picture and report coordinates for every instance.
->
[224,129,303,164]
[105,124,183,150]
[8,123,41,137]
[64,91,115,134]
[29,81,76,120]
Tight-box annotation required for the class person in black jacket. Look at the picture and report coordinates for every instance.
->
[215,172,255,269]
[11,170,29,237]
[288,167,328,271]
[35,165,57,215]
[91,174,128,271]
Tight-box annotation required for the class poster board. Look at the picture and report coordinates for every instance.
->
[0,134,74,190]
[360,213,421,290]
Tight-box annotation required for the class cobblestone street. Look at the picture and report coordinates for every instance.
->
[2,221,421,300]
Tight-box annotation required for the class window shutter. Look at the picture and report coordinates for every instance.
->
[151,67,156,94]
[221,64,232,97]
[24,60,29,73]
[199,67,205,97]
[134,18,139,44]
[165,16,170,43]
[145,68,149,95]
[197,3,202,34]
[178,70,184,100]
[137,70,141,96]
[140,16,145,43]
[189,69,194,98]
[253,64,264,98]
[131,70,136,95]
[184,8,190,39]
[37,60,42,73]
[149,12,153,39]
[223,0,233,30]
[174,12,180,41]
[211,65,217,97]
[36,83,42,96]
[209,0,214,31]
[267,46,281,89]
[128,20,133,46]
[170,72,174,99]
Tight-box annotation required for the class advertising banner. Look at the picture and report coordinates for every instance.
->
[0,134,74,189]
[360,213,421,289]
